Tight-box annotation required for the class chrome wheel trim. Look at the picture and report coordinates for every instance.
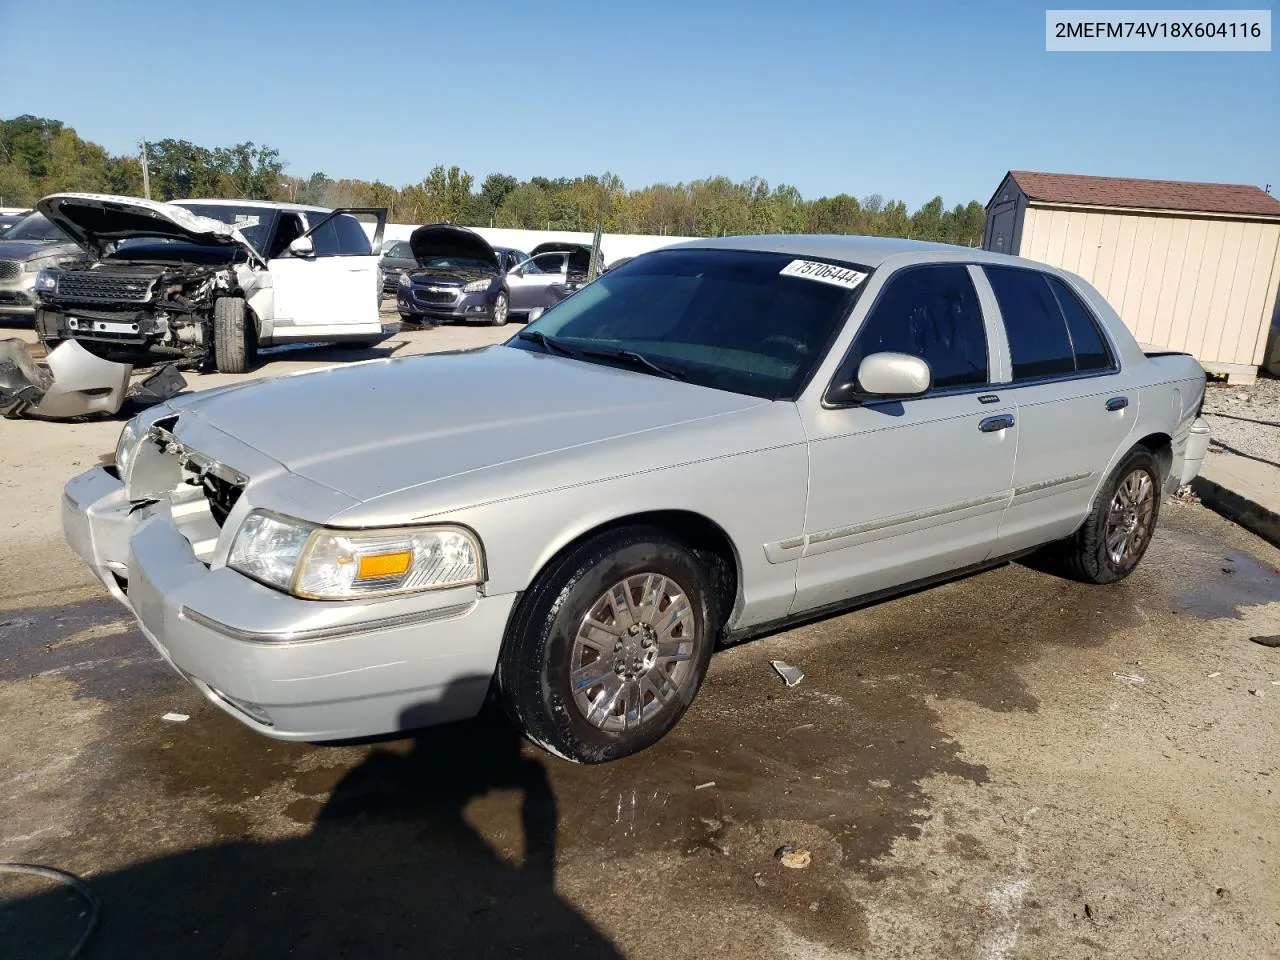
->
[1104,468,1155,565]
[569,572,697,733]
[494,294,508,324]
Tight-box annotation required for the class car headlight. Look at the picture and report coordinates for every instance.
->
[24,257,51,273]
[397,271,412,288]
[114,416,144,479]
[463,278,491,293]
[35,268,58,292]
[228,510,483,600]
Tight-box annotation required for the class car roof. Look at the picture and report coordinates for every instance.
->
[174,198,330,215]
[668,234,1032,269]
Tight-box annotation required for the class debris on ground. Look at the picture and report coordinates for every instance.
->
[771,659,805,687]
[694,781,716,791]
[161,712,189,722]
[775,845,812,869]
[1208,671,1223,678]
[1250,635,1280,648]
[1248,689,1264,698]
[0,337,185,420]
[1113,672,1146,684]
[1170,484,1201,505]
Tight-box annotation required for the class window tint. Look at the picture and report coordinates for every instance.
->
[984,266,1075,381]
[307,216,340,256]
[845,264,988,390]
[1047,276,1114,372]
[332,214,372,255]
[513,248,867,400]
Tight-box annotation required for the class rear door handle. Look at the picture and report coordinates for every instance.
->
[1105,396,1129,411]
[979,414,1015,433]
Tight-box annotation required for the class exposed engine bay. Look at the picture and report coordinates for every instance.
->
[34,244,261,370]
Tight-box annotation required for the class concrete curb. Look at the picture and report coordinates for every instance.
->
[1192,475,1280,548]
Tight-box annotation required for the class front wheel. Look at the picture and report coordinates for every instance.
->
[490,292,509,327]
[497,527,717,763]
[213,296,252,373]
[1041,448,1162,584]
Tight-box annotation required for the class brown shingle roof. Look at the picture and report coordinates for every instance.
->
[1004,171,1280,218]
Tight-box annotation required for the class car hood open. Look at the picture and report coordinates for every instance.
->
[169,345,765,506]
[408,223,499,271]
[531,241,595,273]
[36,193,264,264]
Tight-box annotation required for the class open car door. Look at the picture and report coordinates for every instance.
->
[269,208,387,333]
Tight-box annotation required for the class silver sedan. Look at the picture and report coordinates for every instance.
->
[62,235,1210,762]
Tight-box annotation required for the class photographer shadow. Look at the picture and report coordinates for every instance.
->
[2,684,621,959]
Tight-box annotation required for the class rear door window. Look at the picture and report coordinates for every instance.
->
[984,266,1075,381]
[1047,276,1115,372]
[845,264,989,390]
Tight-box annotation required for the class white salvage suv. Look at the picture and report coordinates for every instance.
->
[33,194,387,373]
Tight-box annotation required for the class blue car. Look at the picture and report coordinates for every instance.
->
[396,224,524,326]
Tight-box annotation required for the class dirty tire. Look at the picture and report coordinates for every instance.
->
[490,292,509,327]
[213,296,250,373]
[497,526,717,763]
[1042,447,1163,585]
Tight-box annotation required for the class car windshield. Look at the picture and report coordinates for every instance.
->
[5,213,68,242]
[509,248,870,400]
[419,256,493,271]
[171,202,277,252]
[385,241,413,259]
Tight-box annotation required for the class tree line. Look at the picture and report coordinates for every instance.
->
[1,115,988,244]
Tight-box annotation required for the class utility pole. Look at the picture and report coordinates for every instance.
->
[140,138,151,200]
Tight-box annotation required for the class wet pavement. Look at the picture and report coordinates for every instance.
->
[1,504,1278,958]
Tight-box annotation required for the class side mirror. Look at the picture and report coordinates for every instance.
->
[828,352,931,405]
[526,307,545,323]
[289,236,315,258]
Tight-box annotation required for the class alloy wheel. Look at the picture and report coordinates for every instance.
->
[1104,468,1155,565]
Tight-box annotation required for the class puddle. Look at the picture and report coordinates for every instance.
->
[1154,529,1280,619]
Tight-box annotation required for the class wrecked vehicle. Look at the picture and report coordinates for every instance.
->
[0,211,81,319]
[63,236,1210,763]
[0,337,185,419]
[396,224,523,326]
[32,194,387,374]
[505,241,597,318]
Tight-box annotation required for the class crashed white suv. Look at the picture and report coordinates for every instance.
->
[33,195,387,373]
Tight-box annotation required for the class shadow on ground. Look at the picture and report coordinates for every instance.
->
[1,696,622,960]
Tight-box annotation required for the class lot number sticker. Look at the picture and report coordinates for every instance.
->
[779,259,867,289]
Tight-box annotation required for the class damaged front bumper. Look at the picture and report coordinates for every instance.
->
[62,464,513,740]
[0,337,185,419]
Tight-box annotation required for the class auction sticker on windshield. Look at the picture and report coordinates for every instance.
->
[779,259,867,289]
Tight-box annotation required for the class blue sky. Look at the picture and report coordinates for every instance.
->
[1,0,1275,208]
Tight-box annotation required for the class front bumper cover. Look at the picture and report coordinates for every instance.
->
[62,465,513,741]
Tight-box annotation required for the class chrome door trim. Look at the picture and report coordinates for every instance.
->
[1010,471,1095,506]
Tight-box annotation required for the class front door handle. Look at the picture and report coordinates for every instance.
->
[1105,396,1129,411]
[979,414,1015,433]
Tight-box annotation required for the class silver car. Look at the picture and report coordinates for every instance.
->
[62,235,1211,763]
[0,212,79,319]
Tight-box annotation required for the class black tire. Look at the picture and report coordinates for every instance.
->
[213,296,251,373]
[496,526,718,763]
[490,292,509,327]
[1039,447,1162,584]
[399,312,423,325]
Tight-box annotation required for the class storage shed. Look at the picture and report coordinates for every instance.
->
[984,171,1280,383]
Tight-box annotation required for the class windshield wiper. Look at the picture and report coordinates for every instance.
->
[517,330,578,358]
[579,348,686,381]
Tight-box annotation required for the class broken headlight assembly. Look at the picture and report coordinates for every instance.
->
[228,510,484,600]
[34,269,59,293]
[114,415,144,479]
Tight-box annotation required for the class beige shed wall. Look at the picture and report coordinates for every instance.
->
[1018,205,1280,373]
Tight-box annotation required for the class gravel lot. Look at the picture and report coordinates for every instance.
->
[1202,375,1280,465]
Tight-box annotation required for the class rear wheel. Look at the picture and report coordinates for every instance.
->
[490,292,509,327]
[497,527,717,763]
[1040,448,1162,584]
[213,296,251,373]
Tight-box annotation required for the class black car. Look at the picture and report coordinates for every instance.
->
[396,224,523,326]
[378,239,418,295]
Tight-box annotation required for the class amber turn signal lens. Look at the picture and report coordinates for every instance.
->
[356,551,413,581]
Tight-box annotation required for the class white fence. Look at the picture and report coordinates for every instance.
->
[364,222,699,266]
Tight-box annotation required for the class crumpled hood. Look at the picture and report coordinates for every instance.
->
[408,223,499,271]
[0,238,78,262]
[36,193,263,263]
[176,345,765,504]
